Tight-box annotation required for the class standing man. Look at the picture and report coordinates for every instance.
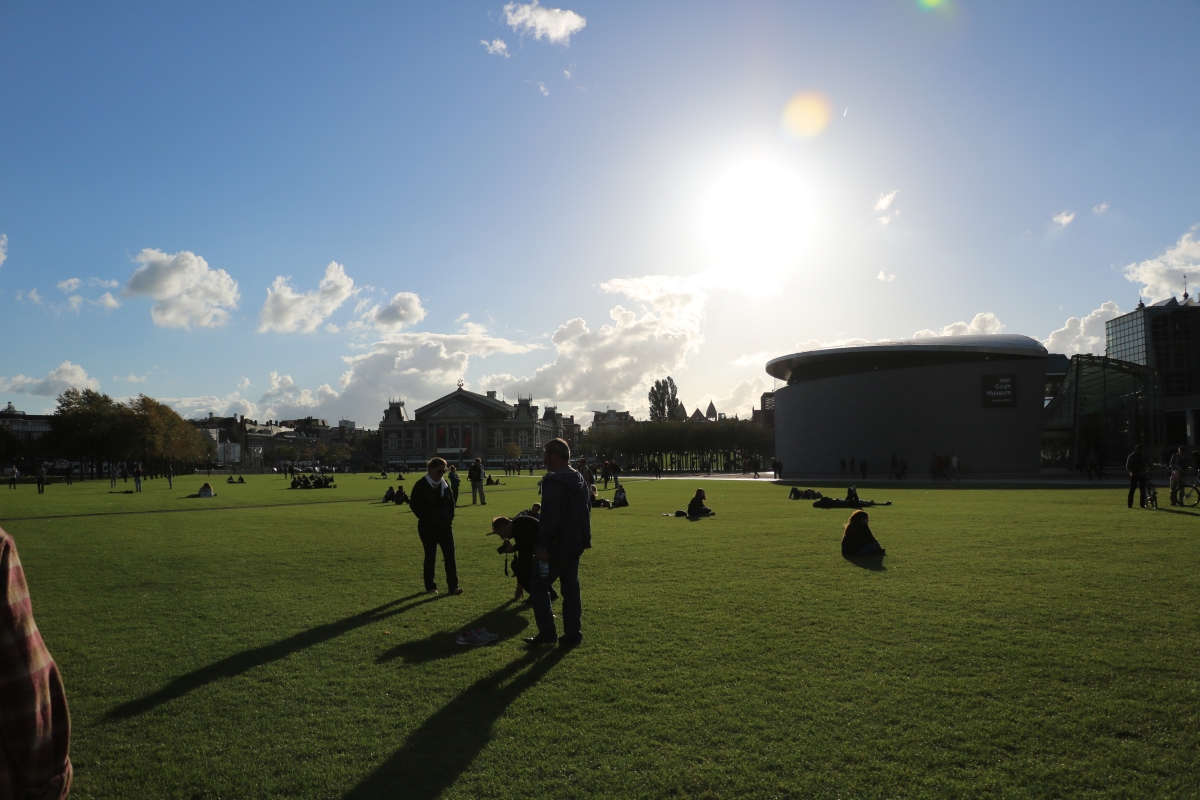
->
[409,457,463,596]
[167,464,174,490]
[0,526,73,799]
[1168,446,1186,506]
[468,457,486,506]
[64,464,73,486]
[526,438,591,647]
[8,465,17,490]
[133,465,143,493]
[36,465,46,495]
[1126,444,1148,509]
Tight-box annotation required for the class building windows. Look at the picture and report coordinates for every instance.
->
[494,430,504,448]
[387,434,398,451]
[519,432,528,448]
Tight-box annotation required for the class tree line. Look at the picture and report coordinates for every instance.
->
[11,389,216,475]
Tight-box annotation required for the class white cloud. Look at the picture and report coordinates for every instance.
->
[480,275,707,410]
[64,295,83,314]
[1093,202,1109,215]
[563,69,572,79]
[88,277,120,289]
[0,361,99,396]
[1122,225,1200,303]
[878,210,900,226]
[258,371,339,415]
[258,261,357,333]
[0,234,7,268]
[455,313,470,323]
[481,38,510,57]
[125,373,147,383]
[796,337,871,351]
[503,0,586,45]
[238,376,252,391]
[123,248,240,329]
[536,80,549,96]
[162,391,259,420]
[913,312,1004,338]
[1043,302,1121,355]
[874,190,897,211]
[16,288,43,305]
[367,292,427,333]
[876,270,896,282]
[1052,210,1076,228]
[57,278,81,293]
[731,351,772,367]
[93,292,121,310]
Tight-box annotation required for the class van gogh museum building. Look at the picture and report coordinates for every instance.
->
[768,296,1200,476]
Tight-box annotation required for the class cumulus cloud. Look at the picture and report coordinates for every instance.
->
[162,392,259,420]
[1093,202,1109,215]
[258,371,339,414]
[258,261,357,333]
[89,278,119,288]
[1122,225,1200,303]
[503,0,586,45]
[876,270,896,282]
[125,373,148,383]
[0,361,99,396]
[480,276,707,409]
[1052,210,1075,228]
[57,278,81,293]
[122,248,239,329]
[913,312,1004,338]
[93,292,121,310]
[0,234,6,268]
[481,38,510,57]
[874,190,897,211]
[1043,302,1121,355]
[359,292,427,333]
[16,288,43,305]
[731,351,773,367]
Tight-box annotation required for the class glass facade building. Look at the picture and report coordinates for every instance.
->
[1042,355,1163,469]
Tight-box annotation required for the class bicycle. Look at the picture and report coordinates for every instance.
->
[1179,472,1200,507]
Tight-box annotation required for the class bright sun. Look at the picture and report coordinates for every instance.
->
[699,155,808,280]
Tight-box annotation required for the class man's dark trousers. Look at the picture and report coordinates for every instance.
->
[531,551,581,641]
[1128,476,1147,508]
[418,528,458,592]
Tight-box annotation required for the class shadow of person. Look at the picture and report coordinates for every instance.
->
[843,553,887,572]
[344,647,568,800]
[105,593,436,721]
[1154,506,1200,517]
[376,600,530,666]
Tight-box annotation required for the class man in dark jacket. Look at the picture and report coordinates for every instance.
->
[468,457,486,505]
[526,439,591,646]
[409,457,462,595]
[1126,444,1147,509]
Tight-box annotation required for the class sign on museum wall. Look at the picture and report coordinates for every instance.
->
[982,374,1016,407]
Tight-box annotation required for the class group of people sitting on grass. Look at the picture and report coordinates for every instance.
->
[290,474,336,489]
[382,485,410,505]
[225,475,246,484]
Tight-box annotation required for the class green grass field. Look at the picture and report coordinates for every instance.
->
[2,473,1198,799]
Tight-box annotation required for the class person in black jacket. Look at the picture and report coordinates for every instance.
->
[526,438,591,646]
[409,457,462,595]
[468,457,486,505]
[1126,444,1148,509]
[687,489,714,517]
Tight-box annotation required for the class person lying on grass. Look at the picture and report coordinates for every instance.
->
[789,487,822,500]
[841,509,886,557]
[687,489,715,517]
[813,485,891,509]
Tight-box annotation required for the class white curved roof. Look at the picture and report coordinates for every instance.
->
[765,334,1047,382]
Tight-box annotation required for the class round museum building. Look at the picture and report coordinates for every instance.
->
[766,334,1048,477]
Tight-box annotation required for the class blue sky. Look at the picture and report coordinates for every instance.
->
[3,0,1199,425]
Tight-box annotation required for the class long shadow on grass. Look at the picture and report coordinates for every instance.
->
[1154,506,1200,517]
[105,593,438,721]
[344,647,567,800]
[375,600,529,665]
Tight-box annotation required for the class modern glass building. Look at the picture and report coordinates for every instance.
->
[1105,295,1200,444]
[1042,355,1164,469]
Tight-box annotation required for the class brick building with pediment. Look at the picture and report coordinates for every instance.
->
[378,386,579,468]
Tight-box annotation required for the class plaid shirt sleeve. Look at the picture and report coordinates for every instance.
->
[0,528,72,800]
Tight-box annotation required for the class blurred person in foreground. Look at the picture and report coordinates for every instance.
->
[1,526,72,800]
[525,439,591,646]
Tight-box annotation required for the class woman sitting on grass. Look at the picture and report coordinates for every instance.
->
[590,485,611,508]
[687,489,715,518]
[841,510,885,557]
[198,482,217,498]
[612,484,628,508]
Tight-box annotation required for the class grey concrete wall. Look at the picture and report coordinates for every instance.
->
[775,357,1046,477]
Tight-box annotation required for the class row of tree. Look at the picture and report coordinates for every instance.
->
[30,389,215,474]
[582,419,773,472]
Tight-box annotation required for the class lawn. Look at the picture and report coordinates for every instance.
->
[2,473,1198,799]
